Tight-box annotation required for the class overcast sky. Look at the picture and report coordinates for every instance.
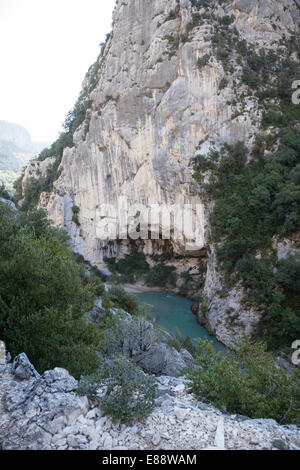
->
[0,0,116,142]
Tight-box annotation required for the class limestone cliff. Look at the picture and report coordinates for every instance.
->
[20,0,300,346]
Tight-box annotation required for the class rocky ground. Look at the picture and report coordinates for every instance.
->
[0,353,300,451]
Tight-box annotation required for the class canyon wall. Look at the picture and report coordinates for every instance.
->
[21,0,300,345]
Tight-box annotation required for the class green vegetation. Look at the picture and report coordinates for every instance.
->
[188,338,300,425]
[145,263,176,287]
[0,199,158,423]
[182,1,300,137]
[105,285,141,316]
[0,183,11,200]
[192,134,300,350]
[105,252,176,288]
[78,355,157,424]
[0,203,101,377]
[71,205,81,226]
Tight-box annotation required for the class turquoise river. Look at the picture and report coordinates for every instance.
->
[135,292,226,354]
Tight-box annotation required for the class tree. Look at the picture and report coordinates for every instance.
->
[188,338,300,425]
[0,203,100,377]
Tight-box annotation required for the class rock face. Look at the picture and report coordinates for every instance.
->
[101,311,195,375]
[11,353,40,381]
[199,245,263,347]
[0,120,32,153]
[136,343,194,376]
[0,120,49,156]
[1,354,300,451]
[0,361,89,450]
[0,120,50,190]
[20,0,300,345]
[30,0,300,263]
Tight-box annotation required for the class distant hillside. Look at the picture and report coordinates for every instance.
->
[0,120,50,190]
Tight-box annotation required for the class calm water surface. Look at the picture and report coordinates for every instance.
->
[135,292,226,354]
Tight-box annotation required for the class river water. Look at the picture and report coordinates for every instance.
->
[135,292,226,354]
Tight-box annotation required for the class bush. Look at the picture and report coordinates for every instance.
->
[167,328,197,357]
[192,134,300,349]
[0,183,11,200]
[14,47,106,210]
[78,356,157,424]
[72,205,80,215]
[105,253,150,283]
[104,315,159,359]
[0,203,100,377]
[89,275,106,297]
[106,285,140,315]
[197,54,210,69]
[219,77,228,90]
[188,338,300,425]
[145,263,176,287]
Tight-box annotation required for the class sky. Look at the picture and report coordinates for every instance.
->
[0,0,116,143]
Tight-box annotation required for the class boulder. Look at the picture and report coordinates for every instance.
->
[137,343,188,376]
[174,407,190,421]
[0,198,17,211]
[43,368,78,393]
[88,297,107,323]
[11,353,40,380]
[0,362,87,450]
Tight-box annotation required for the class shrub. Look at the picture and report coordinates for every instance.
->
[192,134,300,349]
[0,203,100,377]
[5,305,101,379]
[197,54,210,69]
[145,263,176,287]
[188,338,300,425]
[219,77,228,90]
[78,356,157,424]
[19,208,51,238]
[0,183,11,200]
[106,285,140,315]
[89,275,106,297]
[104,315,159,359]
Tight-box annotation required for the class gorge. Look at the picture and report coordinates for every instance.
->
[0,120,49,191]
[15,0,300,350]
[1,0,300,450]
